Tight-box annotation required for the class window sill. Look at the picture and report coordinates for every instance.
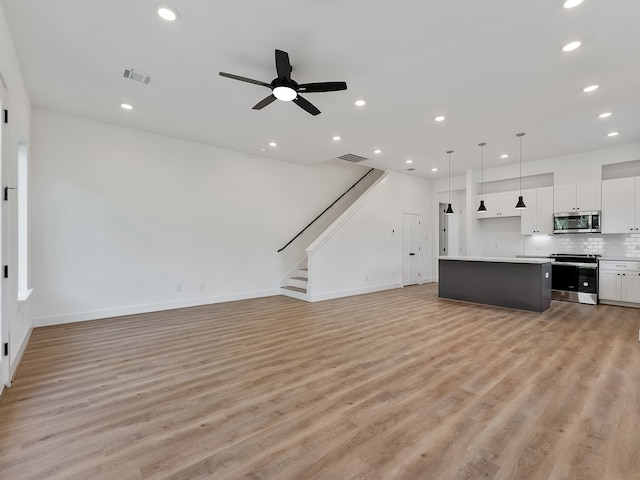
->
[18,288,33,304]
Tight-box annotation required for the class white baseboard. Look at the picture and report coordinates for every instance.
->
[10,327,33,381]
[33,289,281,327]
[310,283,402,302]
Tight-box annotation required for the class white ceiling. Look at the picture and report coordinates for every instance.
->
[3,0,640,179]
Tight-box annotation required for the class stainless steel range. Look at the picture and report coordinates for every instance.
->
[549,253,600,305]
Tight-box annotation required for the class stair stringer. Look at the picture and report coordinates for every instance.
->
[305,171,389,301]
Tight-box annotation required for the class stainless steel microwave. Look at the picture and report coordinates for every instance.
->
[553,211,601,234]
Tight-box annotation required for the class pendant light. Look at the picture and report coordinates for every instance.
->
[515,132,527,209]
[445,150,454,215]
[477,142,487,212]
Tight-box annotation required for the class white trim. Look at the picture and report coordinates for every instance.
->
[9,326,32,380]
[33,289,280,327]
[309,282,402,302]
[18,287,33,304]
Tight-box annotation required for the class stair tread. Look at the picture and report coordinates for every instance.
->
[299,268,308,271]
[291,276,308,281]
[282,285,307,293]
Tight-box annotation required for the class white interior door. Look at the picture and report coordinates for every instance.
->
[402,213,420,286]
[0,82,8,388]
[439,203,448,256]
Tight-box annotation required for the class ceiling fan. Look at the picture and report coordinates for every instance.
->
[219,49,347,116]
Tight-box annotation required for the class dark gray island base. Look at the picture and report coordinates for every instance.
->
[438,257,553,312]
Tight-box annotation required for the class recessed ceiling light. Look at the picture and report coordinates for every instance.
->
[373,149,382,154]
[562,41,582,52]
[434,115,445,122]
[332,136,341,141]
[598,112,612,118]
[406,159,413,164]
[500,154,509,159]
[583,84,599,93]
[157,6,178,22]
[563,0,584,8]
[431,168,438,172]
[354,100,366,107]
[269,142,277,147]
[607,131,619,137]
[120,103,134,110]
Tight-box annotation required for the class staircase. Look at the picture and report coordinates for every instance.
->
[278,166,387,302]
[281,267,309,300]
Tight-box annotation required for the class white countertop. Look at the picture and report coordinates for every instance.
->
[439,256,552,264]
[599,257,640,263]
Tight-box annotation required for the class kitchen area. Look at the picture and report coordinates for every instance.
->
[436,157,640,310]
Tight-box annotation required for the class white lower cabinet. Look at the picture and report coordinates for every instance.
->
[599,261,640,306]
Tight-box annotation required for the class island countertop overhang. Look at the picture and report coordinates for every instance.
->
[438,256,553,264]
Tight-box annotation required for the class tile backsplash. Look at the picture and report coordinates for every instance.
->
[524,233,640,258]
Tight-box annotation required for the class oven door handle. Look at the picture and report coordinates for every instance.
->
[552,262,598,269]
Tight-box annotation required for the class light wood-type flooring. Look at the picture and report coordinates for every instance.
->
[1,283,640,480]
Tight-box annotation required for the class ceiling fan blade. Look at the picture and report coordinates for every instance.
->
[252,94,277,110]
[298,81,348,93]
[219,72,271,88]
[293,95,321,116]
[275,49,292,80]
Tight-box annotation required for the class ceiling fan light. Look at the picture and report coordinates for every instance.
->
[273,86,297,101]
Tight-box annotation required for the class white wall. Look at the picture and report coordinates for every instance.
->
[309,172,432,301]
[30,109,370,325]
[1,1,33,388]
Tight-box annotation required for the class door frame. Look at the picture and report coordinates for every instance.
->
[0,73,9,388]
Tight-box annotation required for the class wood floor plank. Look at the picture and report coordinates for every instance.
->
[1,284,639,479]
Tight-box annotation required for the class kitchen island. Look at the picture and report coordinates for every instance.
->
[438,256,553,312]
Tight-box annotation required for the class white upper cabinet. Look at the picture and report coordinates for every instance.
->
[601,176,640,234]
[553,182,601,213]
[521,187,554,235]
[477,191,521,219]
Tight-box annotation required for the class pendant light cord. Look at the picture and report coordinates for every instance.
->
[479,142,485,197]
[517,132,525,194]
[447,150,453,203]
[520,136,522,195]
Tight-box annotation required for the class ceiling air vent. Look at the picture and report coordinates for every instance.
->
[406,168,415,171]
[123,68,152,85]
[337,153,369,163]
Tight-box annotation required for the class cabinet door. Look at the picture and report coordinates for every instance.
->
[601,178,634,233]
[554,185,576,212]
[576,182,601,211]
[635,177,640,231]
[477,192,499,218]
[621,272,640,303]
[520,188,537,234]
[499,191,522,218]
[598,270,622,300]
[536,187,554,234]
